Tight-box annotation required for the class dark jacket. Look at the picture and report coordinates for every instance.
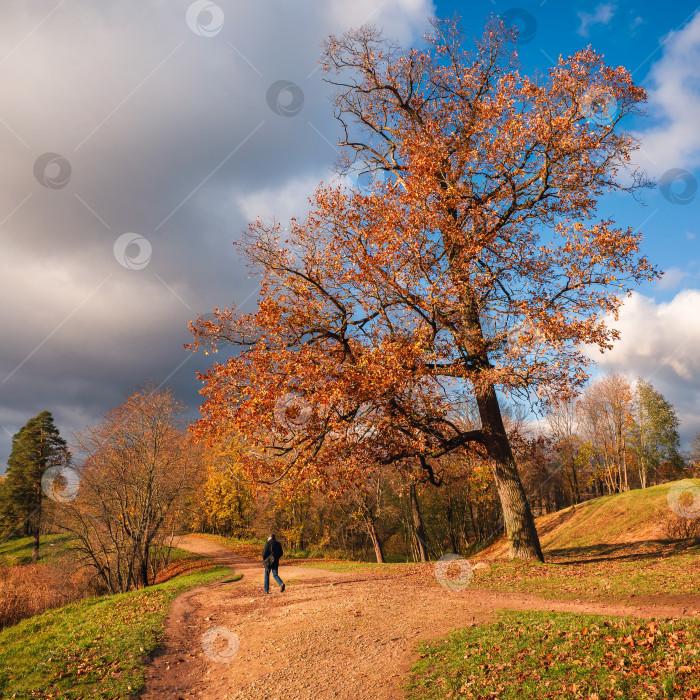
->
[262,538,283,569]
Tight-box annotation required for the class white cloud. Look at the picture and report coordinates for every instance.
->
[577,3,616,37]
[587,290,700,444]
[324,0,434,44]
[233,173,328,224]
[655,266,690,290]
[635,11,700,176]
[630,16,645,32]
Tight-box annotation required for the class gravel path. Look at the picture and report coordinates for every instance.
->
[140,535,699,699]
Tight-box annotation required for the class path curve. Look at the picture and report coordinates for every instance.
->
[140,535,700,699]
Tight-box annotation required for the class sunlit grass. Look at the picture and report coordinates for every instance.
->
[0,564,238,698]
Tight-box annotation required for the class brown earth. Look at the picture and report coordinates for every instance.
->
[140,535,700,700]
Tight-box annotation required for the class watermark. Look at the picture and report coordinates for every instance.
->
[274,392,312,431]
[507,318,546,348]
[266,80,304,117]
[41,465,80,503]
[580,86,618,128]
[354,167,392,196]
[667,480,700,520]
[502,8,537,44]
[113,232,152,270]
[434,553,473,591]
[186,0,224,37]
[658,168,697,206]
[201,626,240,663]
[34,153,72,189]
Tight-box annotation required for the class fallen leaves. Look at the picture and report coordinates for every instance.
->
[408,611,700,699]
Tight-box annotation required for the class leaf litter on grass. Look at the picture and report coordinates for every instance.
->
[406,610,700,699]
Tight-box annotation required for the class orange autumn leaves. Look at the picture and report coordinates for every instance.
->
[187,18,658,501]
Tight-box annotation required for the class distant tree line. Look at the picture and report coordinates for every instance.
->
[2,374,697,576]
[186,372,696,563]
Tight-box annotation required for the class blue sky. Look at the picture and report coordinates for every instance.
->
[436,0,699,303]
[0,0,699,468]
[426,1,700,445]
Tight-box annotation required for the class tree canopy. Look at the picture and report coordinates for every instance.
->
[189,17,658,560]
[62,386,199,592]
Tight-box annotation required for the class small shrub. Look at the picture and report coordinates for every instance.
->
[0,559,103,629]
[663,513,700,540]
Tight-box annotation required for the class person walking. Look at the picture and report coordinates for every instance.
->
[262,533,285,594]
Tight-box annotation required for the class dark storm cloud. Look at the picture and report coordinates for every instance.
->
[0,0,434,466]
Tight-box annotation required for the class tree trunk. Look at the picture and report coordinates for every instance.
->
[31,499,41,564]
[400,494,413,562]
[475,384,544,562]
[409,482,429,562]
[450,259,543,561]
[365,518,384,563]
[570,455,581,504]
[467,492,479,542]
[446,490,459,553]
[140,540,150,588]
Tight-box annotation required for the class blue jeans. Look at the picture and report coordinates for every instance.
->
[264,566,283,593]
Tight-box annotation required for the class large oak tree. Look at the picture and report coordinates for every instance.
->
[190,18,658,560]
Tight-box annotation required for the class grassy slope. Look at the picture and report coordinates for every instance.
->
[466,480,700,600]
[407,481,700,698]
[482,480,700,559]
[405,610,700,699]
[0,533,74,566]
[0,535,197,569]
[0,542,238,699]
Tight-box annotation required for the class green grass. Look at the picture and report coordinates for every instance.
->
[470,545,700,601]
[296,560,405,573]
[405,610,700,699]
[0,565,240,698]
[0,534,194,568]
[0,534,74,566]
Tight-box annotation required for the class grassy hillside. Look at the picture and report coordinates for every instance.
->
[0,565,237,698]
[0,535,218,630]
[0,533,74,566]
[482,479,700,559]
[406,610,700,699]
[0,536,239,697]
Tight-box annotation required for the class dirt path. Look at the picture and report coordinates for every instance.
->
[141,536,700,700]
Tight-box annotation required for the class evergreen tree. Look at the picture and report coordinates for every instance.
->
[632,379,683,488]
[1,411,69,562]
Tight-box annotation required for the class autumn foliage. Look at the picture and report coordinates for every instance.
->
[189,18,658,560]
[62,386,200,592]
